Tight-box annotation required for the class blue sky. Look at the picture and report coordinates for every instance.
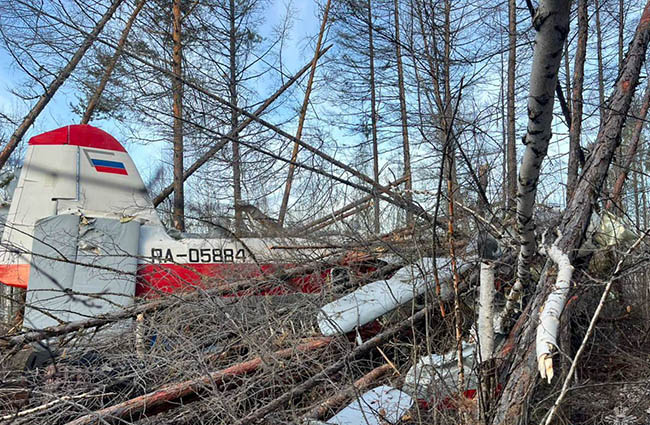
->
[0,0,322,181]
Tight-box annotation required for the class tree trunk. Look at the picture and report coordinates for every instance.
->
[369,0,381,234]
[515,0,570,287]
[607,81,650,211]
[81,0,146,124]
[393,0,413,226]
[442,0,457,201]
[171,0,184,232]
[506,0,517,212]
[229,0,242,235]
[563,38,571,113]
[567,0,588,201]
[0,0,125,170]
[493,4,650,422]
[595,0,606,123]
[277,0,330,227]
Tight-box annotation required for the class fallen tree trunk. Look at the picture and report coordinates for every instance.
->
[64,337,333,425]
[492,3,650,423]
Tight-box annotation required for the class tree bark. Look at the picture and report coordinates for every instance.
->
[0,0,125,170]
[171,0,184,231]
[394,0,413,226]
[228,0,242,234]
[506,0,517,212]
[369,0,381,234]
[277,0,330,227]
[492,3,650,422]
[607,81,650,211]
[567,0,588,201]
[81,0,146,124]
[515,0,570,288]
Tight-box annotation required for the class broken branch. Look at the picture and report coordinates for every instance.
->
[65,337,333,425]
[536,237,574,384]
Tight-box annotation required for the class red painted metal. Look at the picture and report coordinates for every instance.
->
[136,263,328,297]
[28,124,126,152]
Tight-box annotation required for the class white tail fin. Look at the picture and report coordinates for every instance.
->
[0,125,160,288]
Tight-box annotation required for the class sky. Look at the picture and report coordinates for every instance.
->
[0,0,322,181]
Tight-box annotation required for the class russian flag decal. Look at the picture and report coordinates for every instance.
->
[84,149,129,175]
[91,158,128,175]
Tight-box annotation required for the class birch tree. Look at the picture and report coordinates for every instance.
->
[494,2,650,422]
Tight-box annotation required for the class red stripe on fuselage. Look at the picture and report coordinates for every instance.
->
[136,263,327,297]
[95,165,128,175]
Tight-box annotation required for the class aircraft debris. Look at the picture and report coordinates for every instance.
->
[306,385,413,425]
[318,257,472,336]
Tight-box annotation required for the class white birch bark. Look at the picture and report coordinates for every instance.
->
[516,1,570,285]
[478,262,495,361]
[536,243,573,383]
[497,0,570,331]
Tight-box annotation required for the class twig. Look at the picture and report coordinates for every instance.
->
[64,337,333,425]
[305,363,393,420]
[233,296,443,424]
[1,392,109,421]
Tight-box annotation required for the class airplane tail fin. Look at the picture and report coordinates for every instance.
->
[0,125,160,289]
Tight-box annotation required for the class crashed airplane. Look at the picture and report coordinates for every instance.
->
[0,124,494,423]
[0,125,329,329]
